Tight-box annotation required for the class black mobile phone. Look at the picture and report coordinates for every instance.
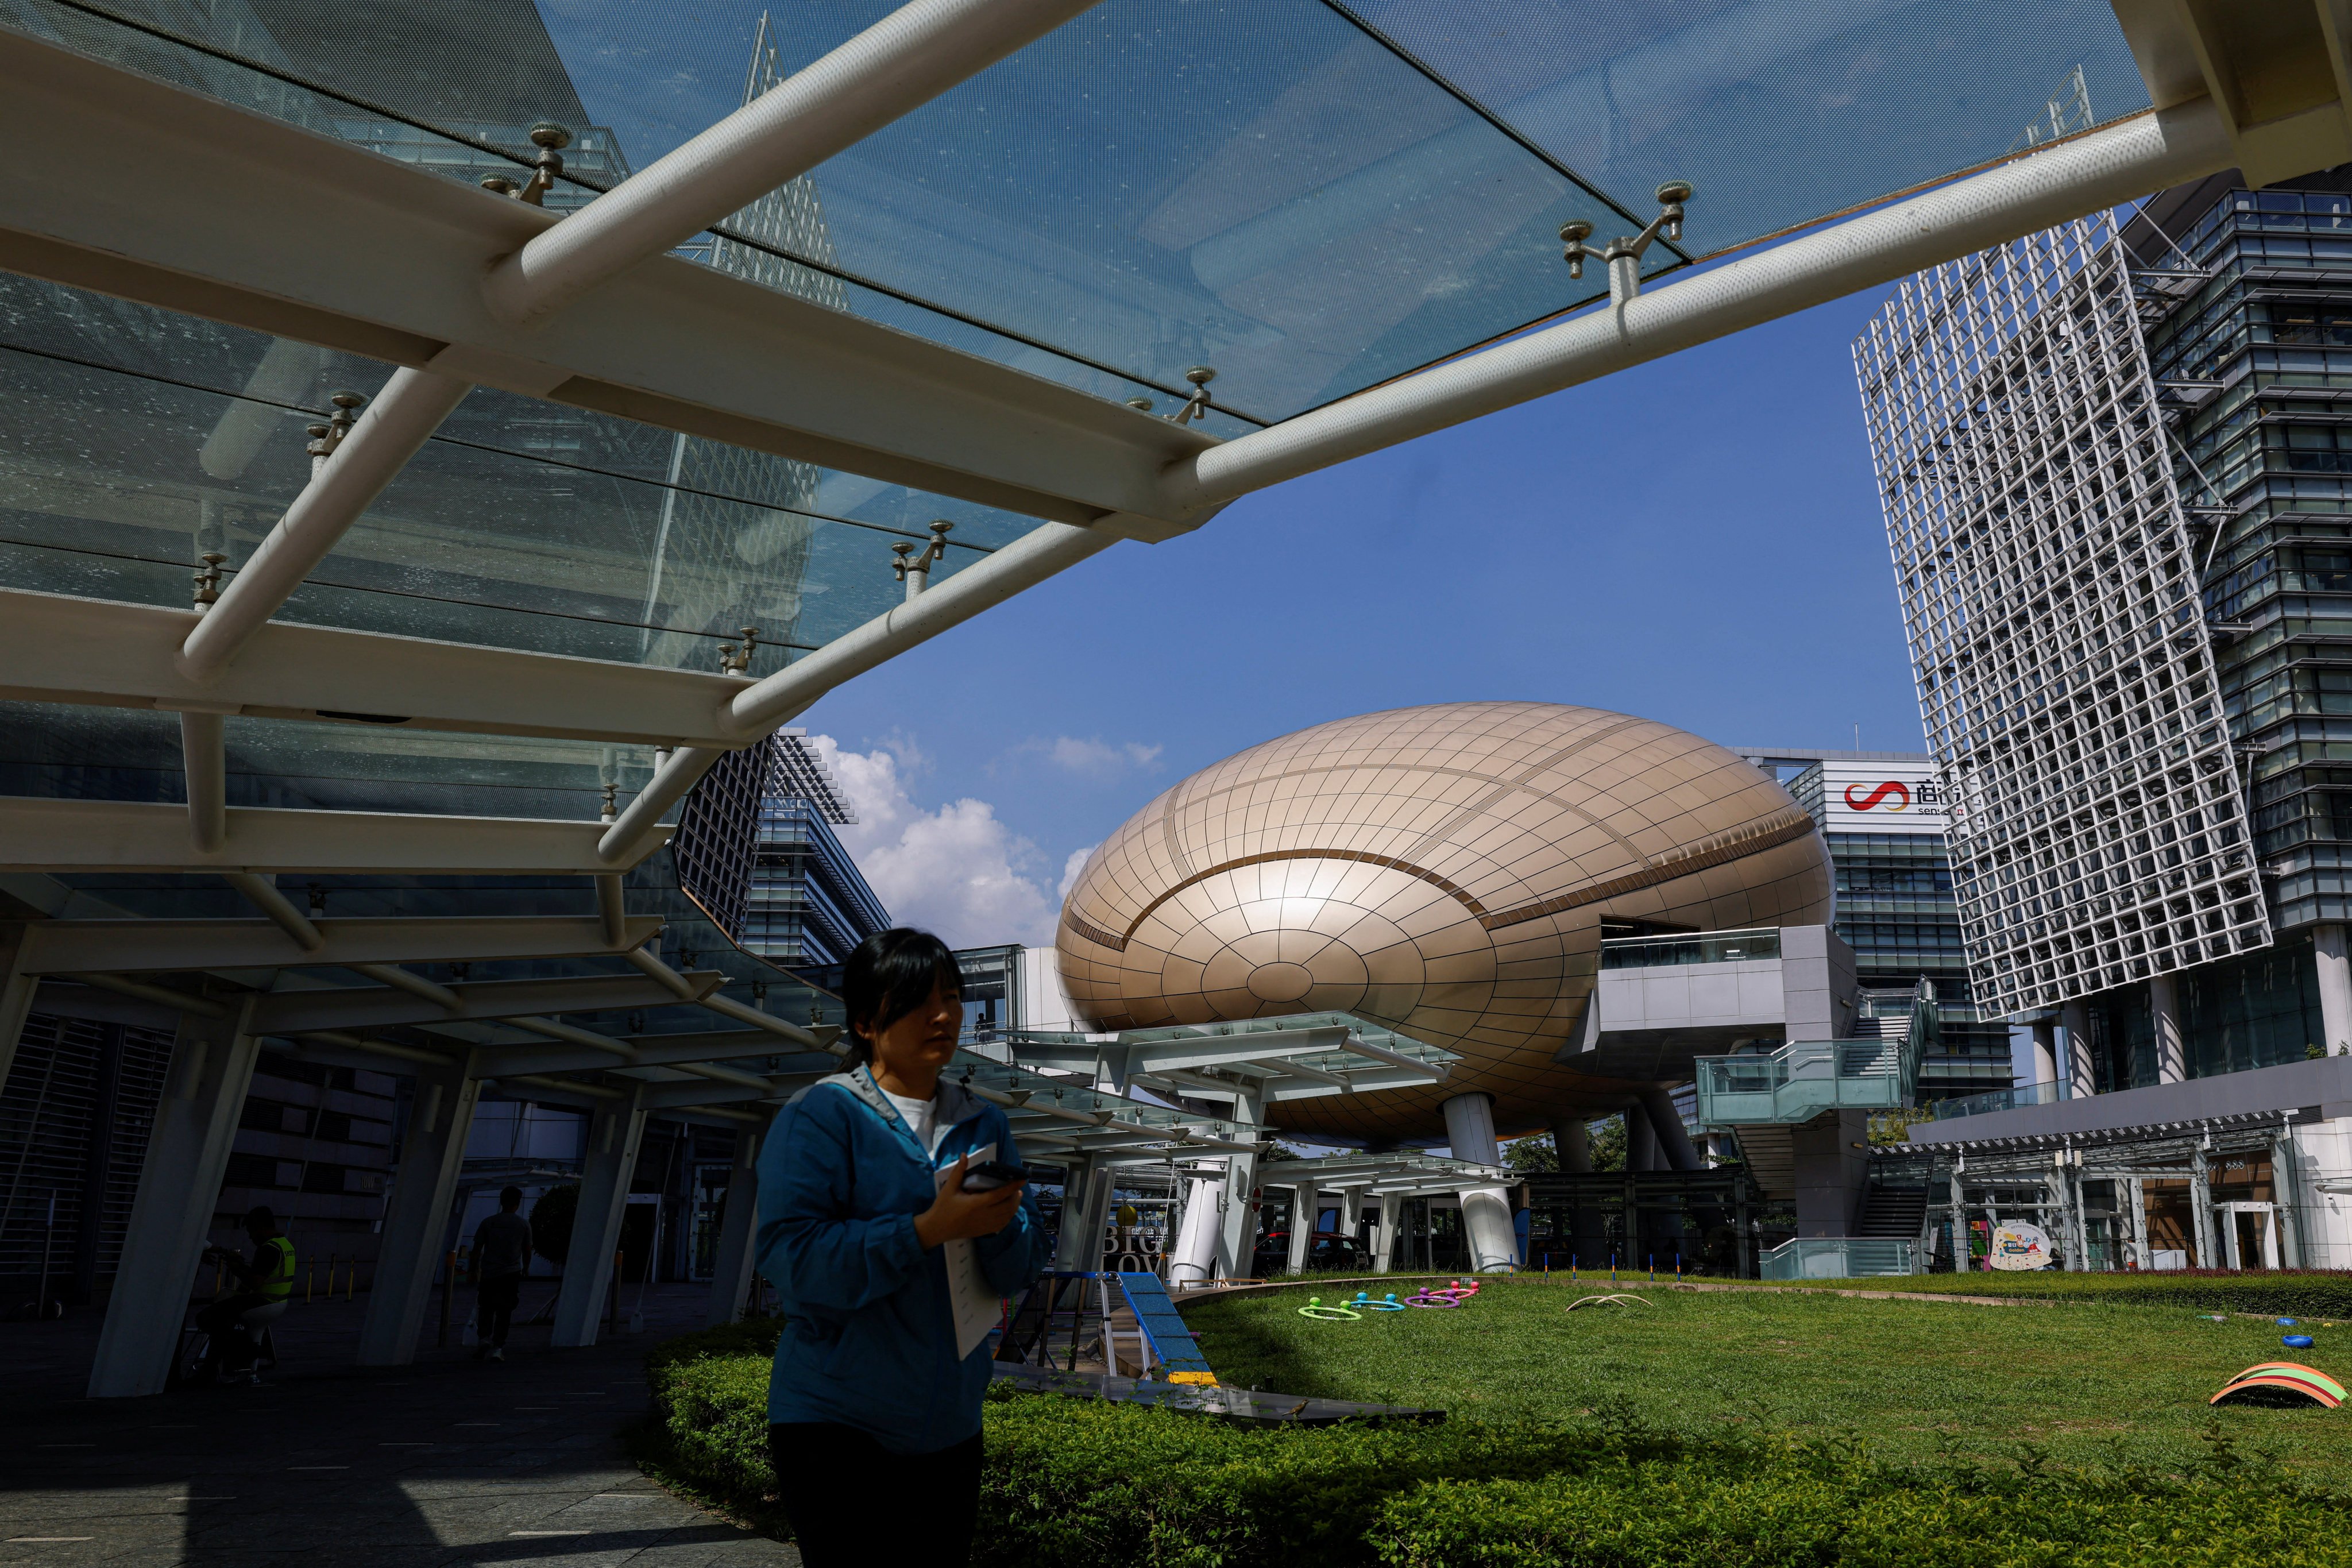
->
[960,1160,1024,1192]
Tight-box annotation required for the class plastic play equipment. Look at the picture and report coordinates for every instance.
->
[1566,1293,1654,1311]
[1354,1291,1407,1312]
[2210,1362,2346,1409]
[2286,1334,2316,1349]
[1401,1289,1462,1308]
[1299,1296,1361,1320]
[996,1270,1218,1385]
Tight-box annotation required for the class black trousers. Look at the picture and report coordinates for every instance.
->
[477,1275,521,1346]
[195,1293,272,1372]
[768,1422,982,1566]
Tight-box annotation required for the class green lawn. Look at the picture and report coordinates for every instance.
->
[1183,1277,2352,1484]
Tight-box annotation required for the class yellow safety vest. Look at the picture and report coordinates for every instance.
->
[257,1236,298,1302]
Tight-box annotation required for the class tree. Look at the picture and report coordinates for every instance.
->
[1501,1115,1628,1173]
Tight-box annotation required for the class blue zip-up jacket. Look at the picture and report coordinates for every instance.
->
[754,1065,1048,1454]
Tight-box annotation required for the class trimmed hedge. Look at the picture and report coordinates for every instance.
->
[1729,1270,2352,1318]
[642,1322,2352,1566]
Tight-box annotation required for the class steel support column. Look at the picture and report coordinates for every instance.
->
[2152,974,2186,1084]
[1053,1154,1114,1273]
[1369,1193,1395,1274]
[1284,1180,1320,1275]
[87,997,260,1397]
[551,1085,649,1346]
[1552,1117,1592,1173]
[1442,1091,1516,1272]
[2318,925,2352,1058]
[1635,1086,1704,1171]
[1211,1086,1265,1280]
[0,923,35,1092]
[2061,1001,2095,1099]
[356,1049,483,1365]
[705,1121,764,1328]
[1167,1174,1220,1288]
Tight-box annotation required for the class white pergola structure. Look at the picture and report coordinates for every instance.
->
[993,1012,1456,1278]
[951,1055,1266,1278]
[0,0,2334,1389]
[1254,1152,1515,1279]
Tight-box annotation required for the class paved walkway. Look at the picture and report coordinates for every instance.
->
[1,1285,798,1568]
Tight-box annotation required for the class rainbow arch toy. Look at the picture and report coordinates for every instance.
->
[2210,1362,2346,1409]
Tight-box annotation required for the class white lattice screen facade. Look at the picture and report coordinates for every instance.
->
[1854,212,2270,1018]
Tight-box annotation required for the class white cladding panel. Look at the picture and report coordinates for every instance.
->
[1820,760,1951,836]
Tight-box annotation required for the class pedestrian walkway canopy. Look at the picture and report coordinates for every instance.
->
[0,0,2342,1395]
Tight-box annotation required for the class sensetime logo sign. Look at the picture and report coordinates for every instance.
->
[1821,762,1949,836]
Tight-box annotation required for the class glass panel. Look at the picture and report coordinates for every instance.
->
[1361,0,2149,256]
[1598,926,1781,968]
[0,275,1055,666]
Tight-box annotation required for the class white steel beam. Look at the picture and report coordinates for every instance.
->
[248,971,725,1035]
[484,0,1106,324]
[719,522,1119,737]
[0,588,758,748]
[221,872,323,951]
[18,913,661,974]
[0,797,637,874]
[471,1032,838,1079]
[1117,1028,1353,1076]
[180,712,226,852]
[1157,100,2236,513]
[0,30,1213,532]
[179,368,474,682]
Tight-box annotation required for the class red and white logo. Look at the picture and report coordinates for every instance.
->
[1843,780,1911,813]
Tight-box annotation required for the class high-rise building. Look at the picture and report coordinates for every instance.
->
[1855,166,2352,1270]
[1736,748,2014,1102]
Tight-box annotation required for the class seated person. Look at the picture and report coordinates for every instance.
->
[198,1205,296,1382]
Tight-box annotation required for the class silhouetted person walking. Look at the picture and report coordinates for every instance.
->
[470,1186,533,1361]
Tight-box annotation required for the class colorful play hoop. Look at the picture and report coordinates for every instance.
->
[1401,1290,1461,1308]
[1297,1295,1361,1321]
[1354,1292,1408,1312]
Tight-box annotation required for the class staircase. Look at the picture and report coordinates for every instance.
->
[1732,1122,1797,1200]
[1857,1184,1929,1239]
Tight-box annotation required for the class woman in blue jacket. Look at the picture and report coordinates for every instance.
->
[755,927,1048,1565]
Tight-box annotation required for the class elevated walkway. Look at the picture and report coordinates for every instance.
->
[1693,982,1932,1129]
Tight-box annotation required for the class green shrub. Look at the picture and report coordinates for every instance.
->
[640,1323,2352,1566]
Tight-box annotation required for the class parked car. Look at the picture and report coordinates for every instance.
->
[1251,1230,1369,1278]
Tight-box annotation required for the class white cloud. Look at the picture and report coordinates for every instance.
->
[1041,736,1163,776]
[1057,844,1098,901]
[810,734,1060,949]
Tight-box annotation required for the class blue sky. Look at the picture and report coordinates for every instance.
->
[801,286,1930,946]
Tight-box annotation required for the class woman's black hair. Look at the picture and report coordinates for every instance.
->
[840,928,961,1066]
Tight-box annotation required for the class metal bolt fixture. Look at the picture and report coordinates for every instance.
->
[1171,365,1216,426]
[480,175,520,196]
[1561,180,1693,306]
[890,520,955,601]
[519,122,571,207]
[307,883,327,916]
[599,781,618,822]
[191,550,227,612]
[305,390,366,473]
[719,625,759,675]
[1125,395,1154,411]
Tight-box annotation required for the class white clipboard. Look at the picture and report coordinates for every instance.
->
[938,1142,1003,1360]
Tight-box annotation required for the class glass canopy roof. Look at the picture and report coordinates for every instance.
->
[0,0,2158,1077]
[7,0,2145,428]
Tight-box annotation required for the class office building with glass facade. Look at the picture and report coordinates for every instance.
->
[1855,165,2352,1270]
[1737,747,2015,1104]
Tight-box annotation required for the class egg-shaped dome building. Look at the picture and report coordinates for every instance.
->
[1055,702,1833,1144]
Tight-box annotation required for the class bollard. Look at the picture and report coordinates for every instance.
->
[306,1257,315,1304]
[438,1249,456,1347]
[327,1253,338,1299]
[348,1262,356,1301]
